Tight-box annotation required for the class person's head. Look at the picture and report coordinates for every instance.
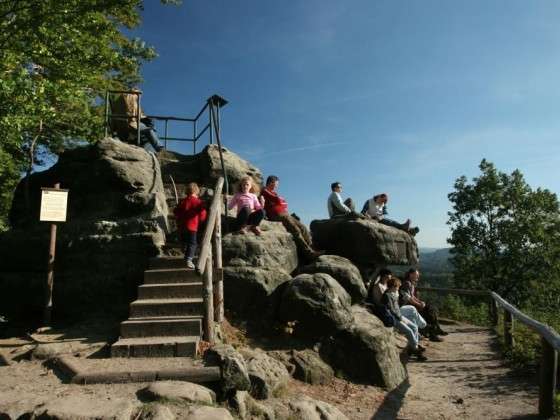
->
[373,193,388,204]
[331,182,342,192]
[387,277,401,291]
[266,175,279,191]
[238,176,254,193]
[378,268,392,283]
[185,182,200,196]
[404,268,420,283]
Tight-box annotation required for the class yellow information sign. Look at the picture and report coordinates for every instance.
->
[40,188,69,222]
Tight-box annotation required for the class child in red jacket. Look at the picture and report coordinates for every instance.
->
[174,182,207,268]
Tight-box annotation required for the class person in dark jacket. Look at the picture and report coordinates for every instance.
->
[383,277,427,361]
[400,268,448,341]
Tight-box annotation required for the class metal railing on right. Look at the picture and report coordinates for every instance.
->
[418,286,560,418]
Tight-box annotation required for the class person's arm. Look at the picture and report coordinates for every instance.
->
[253,194,263,210]
[228,194,238,210]
[331,192,351,213]
[198,199,207,222]
[361,200,369,215]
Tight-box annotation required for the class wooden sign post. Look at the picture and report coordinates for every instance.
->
[39,183,69,326]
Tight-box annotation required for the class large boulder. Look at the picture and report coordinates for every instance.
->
[140,381,216,405]
[158,144,262,190]
[0,138,168,320]
[222,221,298,273]
[239,349,291,400]
[223,267,291,317]
[268,349,334,385]
[262,396,349,420]
[299,255,366,303]
[203,344,251,398]
[310,218,418,266]
[276,273,353,339]
[320,305,407,390]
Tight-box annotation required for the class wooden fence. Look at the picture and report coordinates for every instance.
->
[418,286,559,418]
[196,177,224,345]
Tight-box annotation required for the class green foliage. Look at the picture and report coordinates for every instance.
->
[0,0,181,230]
[447,159,560,306]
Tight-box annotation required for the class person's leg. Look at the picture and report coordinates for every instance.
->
[184,230,197,268]
[236,207,251,231]
[380,218,408,231]
[292,216,313,246]
[394,319,418,350]
[275,214,316,257]
[400,305,428,330]
[139,122,162,152]
[425,302,447,334]
[247,209,264,226]
[343,198,355,212]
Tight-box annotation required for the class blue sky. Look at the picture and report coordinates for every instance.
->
[134,0,560,247]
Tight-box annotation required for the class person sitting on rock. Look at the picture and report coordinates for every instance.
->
[368,268,427,334]
[110,90,163,152]
[228,176,265,235]
[400,268,448,342]
[174,182,207,269]
[261,175,321,261]
[382,277,427,361]
[327,182,358,218]
[361,193,419,236]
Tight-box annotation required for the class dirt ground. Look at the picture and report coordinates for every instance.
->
[0,320,544,419]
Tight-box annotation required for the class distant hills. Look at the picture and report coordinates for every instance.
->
[419,247,453,274]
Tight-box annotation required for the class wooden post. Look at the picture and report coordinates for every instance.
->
[203,246,214,344]
[503,310,514,348]
[489,298,498,327]
[44,182,60,326]
[538,337,558,418]
[213,210,224,323]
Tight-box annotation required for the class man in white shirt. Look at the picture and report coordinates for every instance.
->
[327,182,356,218]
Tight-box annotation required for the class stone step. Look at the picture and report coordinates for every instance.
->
[144,268,199,284]
[129,298,204,318]
[111,336,199,358]
[138,283,203,299]
[149,256,188,270]
[120,316,202,338]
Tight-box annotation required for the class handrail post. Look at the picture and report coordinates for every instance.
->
[104,91,110,138]
[538,337,557,418]
[213,210,224,323]
[208,101,214,144]
[203,246,214,344]
[489,297,498,327]
[504,310,514,348]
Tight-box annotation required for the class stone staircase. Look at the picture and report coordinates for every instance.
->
[111,255,205,357]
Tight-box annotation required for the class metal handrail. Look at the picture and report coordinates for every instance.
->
[418,286,559,417]
[104,91,228,154]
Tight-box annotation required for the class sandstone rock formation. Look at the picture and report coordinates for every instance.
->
[203,344,251,398]
[0,138,168,320]
[239,348,291,400]
[299,254,367,303]
[310,217,419,267]
[321,305,407,390]
[276,273,353,339]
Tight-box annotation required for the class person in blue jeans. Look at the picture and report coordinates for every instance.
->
[383,277,427,361]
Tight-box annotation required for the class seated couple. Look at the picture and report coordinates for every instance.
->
[368,268,447,361]
[228,175,322,261]
[327,182,419,236]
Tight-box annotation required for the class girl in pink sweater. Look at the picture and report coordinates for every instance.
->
[228,176,265,235]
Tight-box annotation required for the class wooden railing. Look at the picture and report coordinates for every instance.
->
[419,286,559,418]
[196,176,224,345]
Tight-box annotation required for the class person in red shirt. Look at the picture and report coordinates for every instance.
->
[261,175,320,261]
[174,182,207,268]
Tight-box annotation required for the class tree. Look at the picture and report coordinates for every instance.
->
[447,159,560,307]
[0,0,181,230]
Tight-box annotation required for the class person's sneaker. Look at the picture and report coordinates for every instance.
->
[409,226,420,236]
[429,335,444,342]
[403,219,411,231]
[185,259,195,269]
[236,226,247,235]
[418,344,427,353]
[436,328,449,336]
[415,352,428,362]
[250,225,262,236]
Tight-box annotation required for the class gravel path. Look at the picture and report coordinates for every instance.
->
[372,323,540,419]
